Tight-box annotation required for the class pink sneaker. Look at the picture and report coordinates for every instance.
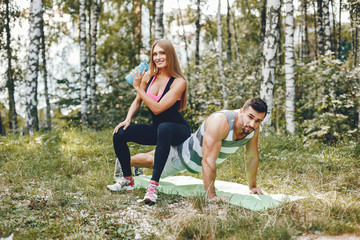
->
[106,177,134,191]
[143,181,159,204]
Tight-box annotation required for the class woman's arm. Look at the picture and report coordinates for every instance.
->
[113,72,150,133]
[132,70,186,115]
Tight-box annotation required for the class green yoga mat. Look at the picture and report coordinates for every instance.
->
[134,175,305,211]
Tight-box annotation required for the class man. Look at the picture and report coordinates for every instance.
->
[108,98,267,202]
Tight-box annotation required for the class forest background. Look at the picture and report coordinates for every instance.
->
[0,0,359,144]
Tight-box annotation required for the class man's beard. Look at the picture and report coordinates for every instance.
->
[242,125,255,135]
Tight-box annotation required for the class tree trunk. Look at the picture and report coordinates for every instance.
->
[313,0,319,60]
[338,0,342,59]
[351,14,355,67]
[151,0,156,42]
[141,1,151,52]
[25,0,42,135]
[195,0,200,80]
[5,0,18,133]
[0,115,5,136]
[323,0,331,53]
[89,0,102,128]
[298,12,303,61]
[331,0,337,54]
[303,0,310,61]
[217,0,227,109]
[357,12,359,66]
[260,0,267,41]
[232,11,241,63]
[317,0,324,55]
[177,0,190,78]
[154,0,164,39]
[260,0,281,132]
[79,0,88,125]
[40,12,51,130]
[285,0,295,134]
[226,0,232,64]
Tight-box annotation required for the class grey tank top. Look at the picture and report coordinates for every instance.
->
[176,109,255,173]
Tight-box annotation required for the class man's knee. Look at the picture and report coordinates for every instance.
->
[131,152,154,168]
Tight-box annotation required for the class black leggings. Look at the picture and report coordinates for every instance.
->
[113,122,191,182]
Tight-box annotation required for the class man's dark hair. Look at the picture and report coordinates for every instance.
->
[243,98,268,116]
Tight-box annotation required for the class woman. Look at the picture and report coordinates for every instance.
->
[107,39,190,204]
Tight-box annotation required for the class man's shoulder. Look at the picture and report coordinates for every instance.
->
[207,112,228,126]
[205,113,230,140]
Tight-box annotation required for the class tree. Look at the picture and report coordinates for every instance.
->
[226,0,232,64]
[25,0,43,135]
[217,0,227,108]
[177,0,190,82]
[317,0,324,55]
[338,0,342,59]
[5,0,18,133]
[195,0,200,81]
[89,0,102,127]
[260,0,267,41]
[285,0,295,134]
[302,0,310,61]
[79,0,88,125]
[40,9,51,130]
[0,115,5,136]
[323,0,331,53]
[260,0,281,131]
[154,0,164,39]
[313,0,319,59]
[232,10,241,63]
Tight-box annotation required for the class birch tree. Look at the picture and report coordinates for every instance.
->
[285,0,295,134]
[79,0,88,125]
[323,0,331,53]
[260,0,281,131]
[154,0,164,39]
[40,12,51,130]
[317,0,324,55]
[338,0,342,59]
[302,0,310,61]
[5,0,18,133]
[226,0,232,64]
[25,0,42,135]
[195,0,200,80]
[89,0,102,127]
[217,0,227,108]
[177,0,190,81]
[232,11,241,63]
[313,0,319,59]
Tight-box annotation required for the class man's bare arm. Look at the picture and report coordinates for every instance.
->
[202,113,229,201]
[244,127,265,194]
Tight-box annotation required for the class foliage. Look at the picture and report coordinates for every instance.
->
[1,129,359,239]
[295,55,358,143]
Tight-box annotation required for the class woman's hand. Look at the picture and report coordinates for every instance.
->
[113,119,131,134]
[131,68,146,90]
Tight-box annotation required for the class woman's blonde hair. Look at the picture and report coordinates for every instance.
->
[149,39,188,111]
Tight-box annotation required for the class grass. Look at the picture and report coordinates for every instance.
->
[0,128,359,239]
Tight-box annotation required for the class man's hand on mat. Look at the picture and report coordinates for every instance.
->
[208,195,229,202]
[250,187,267,195]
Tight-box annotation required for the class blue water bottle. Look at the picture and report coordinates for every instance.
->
[125,61,149,84]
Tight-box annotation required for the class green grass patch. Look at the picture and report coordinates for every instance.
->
[0,128,359,239]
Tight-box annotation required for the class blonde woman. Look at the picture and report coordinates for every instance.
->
[107,39,190,204]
